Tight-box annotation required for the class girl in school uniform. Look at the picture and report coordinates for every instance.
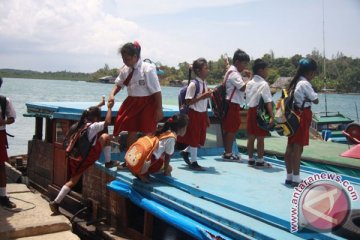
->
[222,49,251,160]
[108,41,163,151]
[177,58,213,171]
[49,99,118,214]
[245,59,274,167]
[136,114,189,183]
[284,58,319,187]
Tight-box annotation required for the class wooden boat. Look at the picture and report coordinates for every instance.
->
[23,101,360,239]
[311,111,353,143]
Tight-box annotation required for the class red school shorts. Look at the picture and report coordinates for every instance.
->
[69,141,102,177]
[288,108,312,146]
[222,102,241,133]
[177,109,208,147]
[0,131,8,163]
[113,95,158,136]
[247,107,269,137]
[147,154,165,174]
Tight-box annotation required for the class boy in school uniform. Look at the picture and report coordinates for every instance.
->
[221,49,251,160]
[0,77,17,208]
[108,42,163,155]
[245,59,274,167]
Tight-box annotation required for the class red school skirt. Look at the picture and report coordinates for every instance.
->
[146,154,165,174]
[222,102,241,133]
[288,108,312,146]
[177,109,208,147]
[113,95,158,136]
[69,141,102,177]
[247,107,269,137]
[0,131,8,163]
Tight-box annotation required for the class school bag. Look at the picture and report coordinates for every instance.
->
[178,79,200,114]
[125,132,176,176]
[0,95,7,120]
[210,70,236,119]
[274,89,301,137]
[256,97,275,131]
[64,123,96,161]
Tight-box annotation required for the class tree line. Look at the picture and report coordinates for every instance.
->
[1,50,359,93]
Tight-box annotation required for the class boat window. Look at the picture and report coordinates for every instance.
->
[55,120,69,144]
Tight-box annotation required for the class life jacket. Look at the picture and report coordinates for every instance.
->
[178,79,200,114]
[210,70,235,119]
[274,89,301,137]
[64,123,96,161]
[125,131,176,176]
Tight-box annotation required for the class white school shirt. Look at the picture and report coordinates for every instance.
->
[245,75,272,108]
[293,76,318,108]
[0,97,16,131]
[152,132,176,159]
[115,58,161,97]
[225,65,246,106]
[87,121,105,146]
[185,77,208,112]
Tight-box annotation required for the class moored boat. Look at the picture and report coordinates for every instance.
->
[20,101,360,239]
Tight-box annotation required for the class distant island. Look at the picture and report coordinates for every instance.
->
[1,50,359,93]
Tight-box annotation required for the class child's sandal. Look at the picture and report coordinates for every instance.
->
[255,161,272,168]
[222,153,240,161]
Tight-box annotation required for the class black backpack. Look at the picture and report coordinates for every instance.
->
[64,123,96,160]
[0,95,7,120]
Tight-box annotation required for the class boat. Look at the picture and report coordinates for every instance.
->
[98,75,116,84]
[21,101,360,239]
[310,1,354,144]
[311,111,354,143]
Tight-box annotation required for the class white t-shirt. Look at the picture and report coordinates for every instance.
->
[152,134,176,159]
[293,76,318,108]
[225,65,246,106]
[87,122,105,146]
[0,97,16,131]
[115,59,161,97]
[245,75,272,108]
[185,77,208,112]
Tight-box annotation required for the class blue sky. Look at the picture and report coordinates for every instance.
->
[0,0,359,72]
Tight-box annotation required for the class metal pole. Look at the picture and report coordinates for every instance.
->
[322,0,328,116]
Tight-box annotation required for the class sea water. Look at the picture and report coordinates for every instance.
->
[1,77,360,156]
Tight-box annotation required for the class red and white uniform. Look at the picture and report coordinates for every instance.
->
[222,66,245,132]
[0,98,16,163]
[141,132,176,174]
[177,77,209,147]
[246,75,272,136]
[113,59,161,135]
[288,76,318,146]
[69,122,105,176]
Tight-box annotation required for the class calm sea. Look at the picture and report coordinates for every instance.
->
[1,77,360,156]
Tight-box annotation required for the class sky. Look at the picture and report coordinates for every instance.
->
[0,0,359,73]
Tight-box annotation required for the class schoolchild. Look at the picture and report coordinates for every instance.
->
[245,59,274,167]
[136,114,189,183]
[221,49,251,160]
[0,77,17,209]
[49,99,119,214]
[108,41,163,153]
[177,58,213,171]
[284,58,319,187]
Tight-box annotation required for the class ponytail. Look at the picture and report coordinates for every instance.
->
[155,114,189,136]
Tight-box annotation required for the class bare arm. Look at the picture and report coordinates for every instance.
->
[104,101,114,127]
[163,154,171,176]
[153,91,163,122]
[185,89,213,105]
[108,85,121,104]
[0,117,14,126]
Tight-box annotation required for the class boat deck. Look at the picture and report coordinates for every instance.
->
[236,135,360,177]
[100,149,360,240]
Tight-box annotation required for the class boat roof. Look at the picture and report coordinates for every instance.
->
[24,102,190,120]
[312,112,353,124]
[103,148,359,240]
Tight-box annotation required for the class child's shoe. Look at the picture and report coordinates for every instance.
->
[49,201,60,215]
[189,161,205,171]
[285,180,293,186]
[105,160,120,168]
[180,151,191,166]
[222,153,241,162]
[254,161,272,168]
[0,196,16,208]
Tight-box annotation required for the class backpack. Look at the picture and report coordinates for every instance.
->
[0,95,7,120]
[274,89,301,137]
[64,123,96,161]
[178,79,200,114]
[210,71,235,119]
[125,132,176,176]
[256,97,275,131]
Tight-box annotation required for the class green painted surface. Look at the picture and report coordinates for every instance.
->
[236,135,360,170]
[314,116,353,124]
